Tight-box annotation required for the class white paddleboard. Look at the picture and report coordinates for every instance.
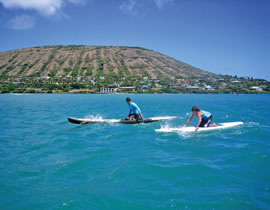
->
[156,122,243,133]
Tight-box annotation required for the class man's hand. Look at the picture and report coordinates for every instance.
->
[195,127,199,132]
[183,123,187,128]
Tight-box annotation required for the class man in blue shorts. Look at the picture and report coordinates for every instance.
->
[184,106,216,131]
[125,97,144,121]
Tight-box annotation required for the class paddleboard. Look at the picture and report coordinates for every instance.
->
[155,122,243,133]
[68,116,177,125]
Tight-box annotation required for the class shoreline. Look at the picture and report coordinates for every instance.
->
[2,92,270,95]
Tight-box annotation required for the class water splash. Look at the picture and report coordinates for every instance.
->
[157,123,194,139]
[84,114,121,124]
[246,122,260,127]
[85,114,104,121]
[159,122,172,130]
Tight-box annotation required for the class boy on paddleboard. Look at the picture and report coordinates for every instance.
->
[125,97,144,121]
[184,106,216,131]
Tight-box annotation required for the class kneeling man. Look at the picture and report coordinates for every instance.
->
[125,97,144,121]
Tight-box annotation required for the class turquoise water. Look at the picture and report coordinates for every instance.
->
[0,94,270,210]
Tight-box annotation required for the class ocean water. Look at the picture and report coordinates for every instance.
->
[0,94,270,210]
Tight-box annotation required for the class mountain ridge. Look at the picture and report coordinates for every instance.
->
[1,45,269,94]
[0,45,214,79]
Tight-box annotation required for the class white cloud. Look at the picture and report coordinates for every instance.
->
[8,14,35,30]
[153,0,173,9]
[120,0,137,15]
[0,0,82,16]
[119,0,173,15]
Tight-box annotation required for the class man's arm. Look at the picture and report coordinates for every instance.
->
[133,103,143,119]
[195,114,202,131]
[135,104,141,115]
[184,114,194,127]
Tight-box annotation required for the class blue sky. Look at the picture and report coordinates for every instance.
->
[0,0,269,79]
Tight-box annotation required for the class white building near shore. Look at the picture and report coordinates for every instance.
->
[99,87,117,94]
[250,86,263,92]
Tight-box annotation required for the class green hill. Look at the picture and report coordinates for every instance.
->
[0,45,213,78]
[0,45,269,93]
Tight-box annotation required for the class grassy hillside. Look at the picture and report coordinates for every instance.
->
[0,45,269,93]
[0,45,213,79]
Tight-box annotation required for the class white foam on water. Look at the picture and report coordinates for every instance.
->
[245,121,270,129]
[156,124,186,133]
[85,114,104,121]
[158,122,173,131]
[157,123,193,138]
[246,122,260,127]
[84,114,121,124]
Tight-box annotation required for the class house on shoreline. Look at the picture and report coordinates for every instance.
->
[99,86,117,94]
[250,86,263,92]
[118,87,135,92]
[99,86,136,93]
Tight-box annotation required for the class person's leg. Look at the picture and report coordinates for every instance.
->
[205,116,212,127]
[135,114,140,121]
[207,116,216,127]
[129,114,136,120]
[208,123,217,127]
[126,114,135,120]
[199,119,207,127]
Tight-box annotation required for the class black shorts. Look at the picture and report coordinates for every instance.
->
[128,113,139,120]
[199,115,212,127]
